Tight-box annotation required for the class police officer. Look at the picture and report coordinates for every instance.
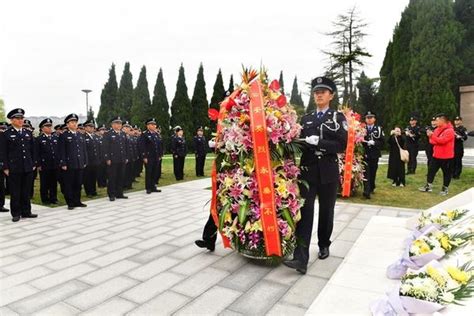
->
[425,117,437,168]
[83,120,100,197]
[95,124,108,188]
[171,126,187,180]
[362,111,384,199]
[35,118,59,204]
[0,108,38,222]
[452,116,468,179]
[58,113,88,210]
[0,121,10,213]
[405,116,421,174]
[283,77,347,274]
[23,119,36,198]
[132,125,143,179]
[122,121,135,190]
[103,116,129,201]
[193,126,208,177]
[138,118,163,194]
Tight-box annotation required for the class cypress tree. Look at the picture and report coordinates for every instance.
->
[87,106,94,121]
[355,71,377,115]
[117,62,134,120]
[131,66,151,127]
[454,0,474,86]
[191,63,209,135]
[208,69,226,133]
[171,64,193,145]
[228,74,235,93]
[306,91,315,114]
[377,41,395,127]
[151,68,171,148]
[409,0,462,123]
[289,76,305,118]
[279,71,285,94]
[97,63,118,126]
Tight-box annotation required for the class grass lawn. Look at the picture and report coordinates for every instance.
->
[29,155,472,211]
[30,155,214,207]
[339,164,474,210]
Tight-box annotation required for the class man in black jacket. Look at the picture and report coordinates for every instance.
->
[0,121,9,213]
[193,126,208,177]
[103,117,129,201]
[405,116,421,174]
[35,118,59,204]
[453,116,468,179]
[138,118,163,194]
[362,111,384,199]
[171,126,187,180]
[0,108,38,222]
[58,113,88,210]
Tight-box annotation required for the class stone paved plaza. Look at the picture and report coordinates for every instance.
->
[0,178,419,315]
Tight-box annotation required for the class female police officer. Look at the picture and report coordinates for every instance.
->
[283,77,347,274]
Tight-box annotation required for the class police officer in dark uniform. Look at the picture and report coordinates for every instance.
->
[138,118,163,194]
[35,118,59,204]
[0,108,38,222]
[283,77,347,274]
[405,116,421,174]
[193,126,208,177]
[0,121,10,213]
[58,114,88,210]
[453,116,468,179]
[103,116,129,201]
[23,119,36,198]
[122,121,135,190]
[171,126,187,180]
[95,124,108,188]
[362,111,384,199]
[83,120,100,197]
[425,117,437,168]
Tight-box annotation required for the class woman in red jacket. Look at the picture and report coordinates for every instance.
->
[419,113,455,196]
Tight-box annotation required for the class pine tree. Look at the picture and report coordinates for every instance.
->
[409,0,462,123]
[454,0,474,86]
[208,69,226,133]
[171,64,193,145]
[97,64,118,126]
[117,62,134,120]
[228,74,234,93]
[355,71,378,115]
[151,68,171,147]
[131,66,151,127]
[289,76,305,118]
[279,71,285,94]
[191,63,209,135]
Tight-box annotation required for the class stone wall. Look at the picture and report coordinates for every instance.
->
[460,85,474,148]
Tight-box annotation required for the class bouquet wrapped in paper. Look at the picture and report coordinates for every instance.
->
[372,260,474,315]
[208,68,303,259]
[387,225,473,279]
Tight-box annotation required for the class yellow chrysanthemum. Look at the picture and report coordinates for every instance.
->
[427,265,446,286]
[439,235,452,251]
[447,267,471,285]
[414,239,432,254]
[446,210,457,220]
[276,180,288,198]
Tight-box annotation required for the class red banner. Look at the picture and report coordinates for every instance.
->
[248,80,282,257]
[342,114,356,197]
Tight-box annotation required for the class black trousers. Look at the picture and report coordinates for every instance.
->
[97,162,107,188]
[83,164,98,196]
[195,154,206,176]
[363,158,379,195]
[39,169,58,203]
[202,213,218,244]
[407,145,418,173]
[8,171,33,217]
[453,151,463,178]
[294,178,337,265]
[156,159,162,183]
[173,156,185,180]
[107,162,125,198]
[134,159,143,178]
[63,168,84,207]
[427,158,452,187]
[0,171,5,207]
[124,162,133,189]
[144,160,159,191]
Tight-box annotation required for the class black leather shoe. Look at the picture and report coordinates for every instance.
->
[194,240,215,252]
[151,189,162,193]
[117,196,128,199]
[0,207,9,212]
[50,201,58,205]
[12,216,20,222]
[76,203,87,207]
[363,192,371,199]
[146,190,152,194]
[22,213,38,218]
[282,259,307,274]
[68,206,74,210]
[109,197,116,201]
[318,247,330,260]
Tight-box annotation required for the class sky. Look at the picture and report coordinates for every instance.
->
[0,0,409,118]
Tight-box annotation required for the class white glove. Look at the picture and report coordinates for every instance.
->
[367,140,375,146]
[208,140,216,148]
[305,135,320,146]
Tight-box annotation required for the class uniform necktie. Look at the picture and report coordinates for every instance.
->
[317,112,324,119]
